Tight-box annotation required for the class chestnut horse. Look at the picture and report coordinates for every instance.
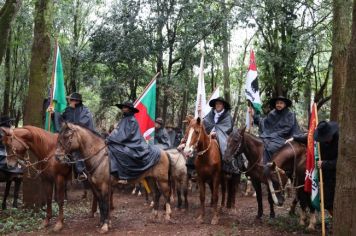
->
[0,126,71,232]
[183,117,221,225]
[224,128,287,219]
[265,141,317,230]
[55,123,172,234]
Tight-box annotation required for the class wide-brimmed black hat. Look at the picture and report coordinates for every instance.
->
[209,97,231,110]
[0,116,14,127]
[155,117,164,125]
[115,101,139,113]
[66,92,83,102]
[269,96,292,108]
[314,121,338,142]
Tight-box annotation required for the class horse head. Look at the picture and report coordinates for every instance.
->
[55,122,80,163]
[264,161,287,206]
[224,127,246,162]
[0,127,30,168]
[183,117,206,157]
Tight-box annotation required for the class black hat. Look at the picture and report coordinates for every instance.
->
[209,97,231,110]
[67,92,83,102]
[0,116,14,127]
[115,101,139,113]
[269,96,292,108]
[155,117,164,125]
[314,121,339,142]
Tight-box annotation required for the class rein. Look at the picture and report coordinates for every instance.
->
[190,127,212,157]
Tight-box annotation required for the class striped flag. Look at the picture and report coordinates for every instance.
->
[45,44,67,132]
[245,50,262,113]
[304,103,320,210]
[134,76,157,142]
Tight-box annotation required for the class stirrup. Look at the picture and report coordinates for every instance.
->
[77,172,87,181]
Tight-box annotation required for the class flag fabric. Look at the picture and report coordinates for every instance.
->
[194,53,207,118]
[304,103,320,210]
[203,86,220,116]
[245,50,262,113]
[45,45,67,132]
[134,78,157,142]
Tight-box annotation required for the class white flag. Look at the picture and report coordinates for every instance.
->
[195,53,207,118]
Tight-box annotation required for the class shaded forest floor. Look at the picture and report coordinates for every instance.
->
[0,181,328,235]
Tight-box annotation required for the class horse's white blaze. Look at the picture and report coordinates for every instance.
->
[184,128,194,153]
[267,179,279,205]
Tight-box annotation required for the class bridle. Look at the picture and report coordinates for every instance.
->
[188,126,212,157]
[5,131,54,178]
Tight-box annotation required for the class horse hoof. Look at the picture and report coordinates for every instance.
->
[270,213,275,219]
[196,216,204,224]
[53,222,64,232]
[41,219,50,228]
[211,216,219,225]
[97,223,109,234]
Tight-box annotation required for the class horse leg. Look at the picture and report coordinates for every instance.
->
[170,179,175,203]
[42,180,53,228]
[183,175,189,210]
[90,194,98,218]
[289,197,298,215]
[227,174,239,210]
[208,181,214,207]
[252,179,263,219]
[196,179,205,224]
[220,174,226,208]
[157,179,172,221]
[2,179,11,210]
[267,190,275,218]
[96,184,111,234]
[12,177,22,208]
[53,175,65,232]
[110,190,114,210]
[176,181,182,209]
[211,174,220,225]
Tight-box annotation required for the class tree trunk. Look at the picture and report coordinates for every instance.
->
[333,1,356,234]
[69,0,80,93]
[0,0,22,65]
[23,0,52,209]
[330,0,352,122]
[221,1,230,103]
[3,32,11,116]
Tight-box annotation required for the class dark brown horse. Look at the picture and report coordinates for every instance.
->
[224,128,287,219]
[183,117,221,224]
[265,141,317,230]
[0,170,22,210]
[0,126,71,232]
[55,123,172,234]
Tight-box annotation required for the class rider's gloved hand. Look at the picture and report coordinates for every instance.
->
[177,143,185,151]
[285,137,293,144]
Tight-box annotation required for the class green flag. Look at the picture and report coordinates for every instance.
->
[45,45,67,132]
[311,141,320,210]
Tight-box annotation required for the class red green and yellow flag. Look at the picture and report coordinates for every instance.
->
[134,76,157,142]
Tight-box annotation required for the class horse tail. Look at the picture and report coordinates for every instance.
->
[166,151,173,197]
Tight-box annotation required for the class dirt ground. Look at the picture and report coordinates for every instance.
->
[1,181,323,236]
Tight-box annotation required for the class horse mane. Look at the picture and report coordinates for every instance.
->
[21,126,58,155]
[70,123,104,139]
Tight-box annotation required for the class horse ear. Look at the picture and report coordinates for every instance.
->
[271,161,276,169]
[0,127,12,136]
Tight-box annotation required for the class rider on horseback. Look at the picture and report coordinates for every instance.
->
[251,96,300,168]
[106,101,161,184]
[154,117,171,149]
[50,92,95,180]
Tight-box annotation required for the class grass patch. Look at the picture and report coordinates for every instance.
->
[267,214,312,234]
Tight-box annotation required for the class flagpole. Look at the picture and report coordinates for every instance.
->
[315,104,326,236]
[47,39,58,131]
[134,72,160,106]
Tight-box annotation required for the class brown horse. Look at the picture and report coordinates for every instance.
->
[55,123,172,234]
[0,126,71,232]
[224,128,287,219]
[0,170,22,210]
[183,117,221,225]
[265,141,317,230]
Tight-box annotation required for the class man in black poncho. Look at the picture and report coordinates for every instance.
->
[252,96,300,165]
[203,97,233,156]
[50,92,95,180]
[106,101,161,182]
[154,117,171,149]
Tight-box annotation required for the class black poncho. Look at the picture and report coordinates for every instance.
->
[107,113,161,180]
